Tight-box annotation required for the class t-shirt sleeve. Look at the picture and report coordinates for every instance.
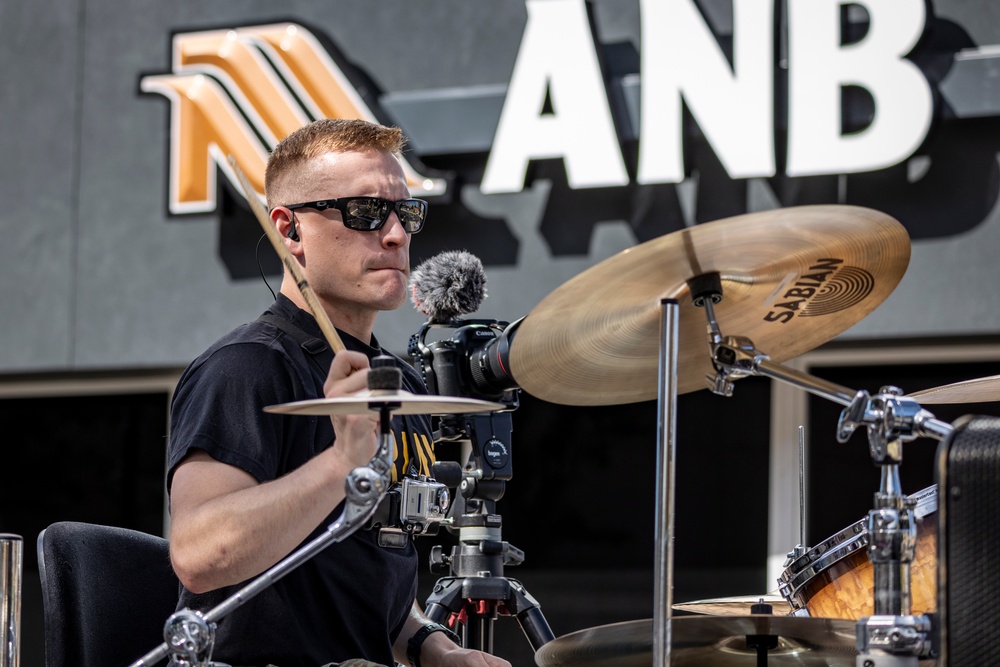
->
[166,341,302,491]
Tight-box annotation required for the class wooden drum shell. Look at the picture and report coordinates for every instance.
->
[779,486,937,620]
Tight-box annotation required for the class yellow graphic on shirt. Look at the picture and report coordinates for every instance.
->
[395,431,436,482]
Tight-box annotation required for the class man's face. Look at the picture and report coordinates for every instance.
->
[286,149,413,320]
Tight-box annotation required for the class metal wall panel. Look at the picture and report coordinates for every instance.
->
[0,1,82,371]
[1,0,1000,374]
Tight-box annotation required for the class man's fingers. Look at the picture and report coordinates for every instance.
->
[325,350,371,396]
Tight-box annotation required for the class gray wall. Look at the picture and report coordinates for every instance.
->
[1,0,999,376]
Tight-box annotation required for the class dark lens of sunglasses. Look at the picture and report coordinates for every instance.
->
[343,198,391,230]
[340,197,425,232]
[396,200,426,232]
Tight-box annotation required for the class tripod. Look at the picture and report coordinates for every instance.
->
[423,412,555,655]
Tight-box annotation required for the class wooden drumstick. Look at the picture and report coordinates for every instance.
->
[227,155,346,354]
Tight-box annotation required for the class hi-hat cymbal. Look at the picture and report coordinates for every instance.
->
[509,205,910,405]
[673,592,791,616]
[907,374,1000,404]
[534,616,858,666]
[264,389,505,416]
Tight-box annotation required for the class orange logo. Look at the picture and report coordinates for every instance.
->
[141,24,446,214]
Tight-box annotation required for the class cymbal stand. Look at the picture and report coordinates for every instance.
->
[129,359,402,667]
[653,299,681,667]
[689,273,947,666]
[424,411,555,655]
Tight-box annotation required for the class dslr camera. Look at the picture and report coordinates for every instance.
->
[407,318,521,406]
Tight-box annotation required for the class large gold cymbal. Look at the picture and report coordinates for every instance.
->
[510,205,910,405]
[533,616,859,666]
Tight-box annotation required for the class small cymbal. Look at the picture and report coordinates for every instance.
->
[534,616,858,666]
[509,205,910,405]
[673,592,790,616]
[264,389,505,416]
[907,374,1000,404]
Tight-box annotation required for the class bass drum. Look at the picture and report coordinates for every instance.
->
[777,485,937,619]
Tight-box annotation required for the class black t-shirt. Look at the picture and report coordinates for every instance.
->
[166,294,435,667]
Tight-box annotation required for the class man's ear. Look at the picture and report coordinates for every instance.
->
[271,206,299,243]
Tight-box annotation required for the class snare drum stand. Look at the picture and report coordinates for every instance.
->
[837,388,938,666]
[423,411,556,655]
[687,273,947,667]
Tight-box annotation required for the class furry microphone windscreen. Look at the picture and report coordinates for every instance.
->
[409,250,488,323]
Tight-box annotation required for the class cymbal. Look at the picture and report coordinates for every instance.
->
[534,616,858,666]
[509,205,910,405]
[907,374,1000,404]
[264,389,506,416]
[673,593,791,616]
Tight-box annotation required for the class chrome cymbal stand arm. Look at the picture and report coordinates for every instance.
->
[131,358,404,667]
[708,335,954,446]
[653,299,680,667]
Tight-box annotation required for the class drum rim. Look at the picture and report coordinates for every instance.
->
[777,521,868,607]
[776,485,937,610]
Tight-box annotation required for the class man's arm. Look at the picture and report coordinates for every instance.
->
[392,601,512,667]
[169,350,378,593]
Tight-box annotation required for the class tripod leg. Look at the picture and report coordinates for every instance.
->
[424,577,467,621]
[500,579,555,651]
[515,605,555,652]
[424,602,448,624]
[424,578,494,652]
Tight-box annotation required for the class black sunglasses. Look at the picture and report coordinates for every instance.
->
[282,197,427,233]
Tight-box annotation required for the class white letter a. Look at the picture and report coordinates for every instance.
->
[481,0,629,194]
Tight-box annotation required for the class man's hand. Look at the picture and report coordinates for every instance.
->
[427,646,512,667]
[324,350,379,469]
[417,631,512,667]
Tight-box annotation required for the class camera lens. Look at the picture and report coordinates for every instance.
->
[469,325,518,396]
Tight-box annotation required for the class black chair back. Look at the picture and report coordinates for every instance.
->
[37,521,178,667]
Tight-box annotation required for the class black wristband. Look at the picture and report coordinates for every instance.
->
[406,622,460,667]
